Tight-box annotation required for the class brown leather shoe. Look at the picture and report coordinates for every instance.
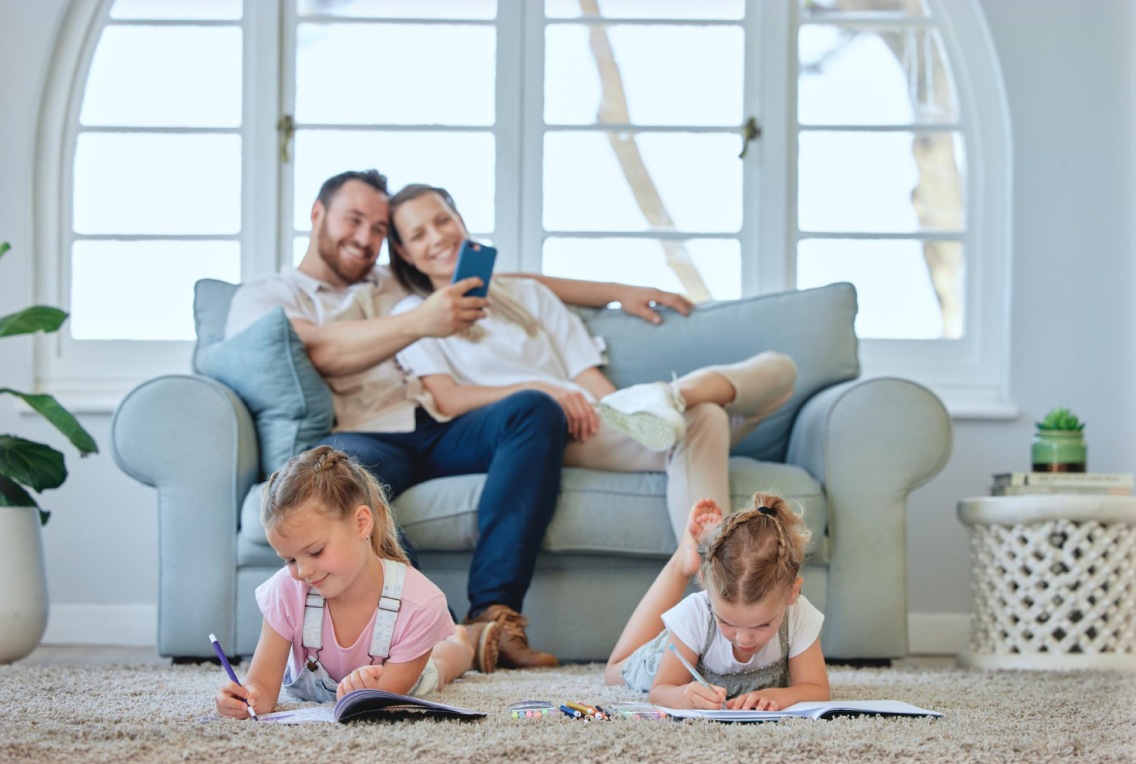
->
[464,604,558,669]
[465,620,500,674]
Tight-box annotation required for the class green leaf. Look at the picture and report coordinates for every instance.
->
[0,389,98,455]
[0,242,9,261]
[0,474,49,525]
[0,306,68,338]
[0,435,66,492]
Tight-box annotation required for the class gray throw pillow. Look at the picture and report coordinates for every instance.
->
[197,306,334,477]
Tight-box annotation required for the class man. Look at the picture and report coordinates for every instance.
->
[226,169,693,670]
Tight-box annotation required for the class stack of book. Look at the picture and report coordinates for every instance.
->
[990,472,1133,496]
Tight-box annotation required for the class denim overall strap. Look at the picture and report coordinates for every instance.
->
[369,559,407,660]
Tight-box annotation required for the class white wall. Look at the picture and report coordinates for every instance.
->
[0,0,1132,651]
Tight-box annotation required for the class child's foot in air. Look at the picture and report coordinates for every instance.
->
[676,498,724,578]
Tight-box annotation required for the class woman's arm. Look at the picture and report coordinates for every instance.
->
[421,374,597,441]
[215,617,292,718]
[573,367,618,401]
[505,274,694,325]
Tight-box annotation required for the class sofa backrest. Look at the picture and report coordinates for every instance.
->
[193,278,859,464]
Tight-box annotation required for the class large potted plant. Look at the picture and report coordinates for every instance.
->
[0,242,98,662]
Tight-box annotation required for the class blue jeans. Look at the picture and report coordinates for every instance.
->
[319,390,567,616]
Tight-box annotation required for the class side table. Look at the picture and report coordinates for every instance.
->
[957,494,1136,670]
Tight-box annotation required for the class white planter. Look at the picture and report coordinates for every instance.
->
[0,507,49,663]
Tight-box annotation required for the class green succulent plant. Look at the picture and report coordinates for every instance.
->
[1036,407,1085,432]
[0,242,98,524]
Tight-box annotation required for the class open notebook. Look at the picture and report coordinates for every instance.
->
[660,700,943,722]
[205,689,485,724]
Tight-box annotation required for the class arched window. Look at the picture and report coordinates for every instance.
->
[38,0,1011,416]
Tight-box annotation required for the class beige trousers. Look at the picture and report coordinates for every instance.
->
[563,353,796,544]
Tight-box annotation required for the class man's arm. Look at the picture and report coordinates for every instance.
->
[296,277,488,378]
[503,274,695,325]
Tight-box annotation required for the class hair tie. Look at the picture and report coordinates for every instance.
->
[758,506,776,516]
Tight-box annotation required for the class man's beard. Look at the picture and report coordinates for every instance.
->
[316,221,375,285]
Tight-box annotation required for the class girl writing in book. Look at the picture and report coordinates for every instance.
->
[214,446,499,719]
[385,184,798,547]
[605,494,830,711]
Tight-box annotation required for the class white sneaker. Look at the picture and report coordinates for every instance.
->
[598,378,687,451]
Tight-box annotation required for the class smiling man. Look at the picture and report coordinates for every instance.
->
[225,169,693,670]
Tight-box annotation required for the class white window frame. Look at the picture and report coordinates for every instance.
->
[34,0,1012,420]
[787,0,1015,419]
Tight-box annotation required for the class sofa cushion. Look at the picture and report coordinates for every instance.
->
[192,278,239,373]
[237,458,828,567]
[197,306,334,477]
[571,282,859,463]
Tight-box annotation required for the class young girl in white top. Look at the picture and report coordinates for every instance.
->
[607,494,830,711]
[386,184,799,545]
[214,446,499,719]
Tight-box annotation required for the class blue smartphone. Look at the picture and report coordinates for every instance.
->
[451,240,497,298]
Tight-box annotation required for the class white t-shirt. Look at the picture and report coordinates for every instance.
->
[662,591,824,674]
[224,265,421,433]
[391,278,605,403]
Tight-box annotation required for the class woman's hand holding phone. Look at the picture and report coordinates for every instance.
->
[416,278,489,337]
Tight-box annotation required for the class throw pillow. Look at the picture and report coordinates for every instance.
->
[197,306,334,476]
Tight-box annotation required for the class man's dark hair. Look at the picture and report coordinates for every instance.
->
[315,169,389,209]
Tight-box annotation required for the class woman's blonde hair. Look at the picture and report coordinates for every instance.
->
[699,493,811,605]
[261,446,409,564]
[388,183,540,343]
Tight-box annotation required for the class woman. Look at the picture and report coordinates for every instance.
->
[387,184,797,544]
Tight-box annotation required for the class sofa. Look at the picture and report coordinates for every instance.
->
[110,280,952,662]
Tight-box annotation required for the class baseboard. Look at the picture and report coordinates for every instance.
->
[42,604,157,646]
[908,612,969,655]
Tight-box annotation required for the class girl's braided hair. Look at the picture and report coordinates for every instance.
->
[699,493,811,604]
[261,446,409,564]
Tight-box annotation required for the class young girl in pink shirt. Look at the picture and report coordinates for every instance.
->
[214,446,498,719]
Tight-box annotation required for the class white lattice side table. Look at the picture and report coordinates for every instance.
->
[957,495,1136,670]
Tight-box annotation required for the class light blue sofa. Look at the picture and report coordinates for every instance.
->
[111,281,952,662]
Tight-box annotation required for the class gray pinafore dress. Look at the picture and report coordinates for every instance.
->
[621,599,791,698]
[281,559,438,702]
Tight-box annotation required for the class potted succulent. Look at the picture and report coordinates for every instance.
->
[0,241,98,663]
[1032,407,1086,473]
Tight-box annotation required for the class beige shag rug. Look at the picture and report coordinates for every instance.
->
[1,662,1134,764]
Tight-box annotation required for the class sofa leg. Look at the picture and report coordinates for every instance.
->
[825,658,893,668]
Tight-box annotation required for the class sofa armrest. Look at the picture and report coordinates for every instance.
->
[786,378,952,659]
[111,374,259,657]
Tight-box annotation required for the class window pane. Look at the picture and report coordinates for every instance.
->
[110,0,242,20]
[295,24,494,125]
[543,238,741,302]
[544,132,741,233]
[545,25,743,126]
[292,131,494,233]
[297,0,496,19]
[70,240,240,340]
[798,131,963,233]
[796,238,963,339]
[799,25,956,124]
[546,0,744,20]
[73,134,241,235]
[80,26,241,128]
[800,0,927,18]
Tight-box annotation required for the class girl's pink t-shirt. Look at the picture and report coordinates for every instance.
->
[255,560,456,684]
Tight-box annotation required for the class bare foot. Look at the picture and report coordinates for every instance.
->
[676,499,724,578]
